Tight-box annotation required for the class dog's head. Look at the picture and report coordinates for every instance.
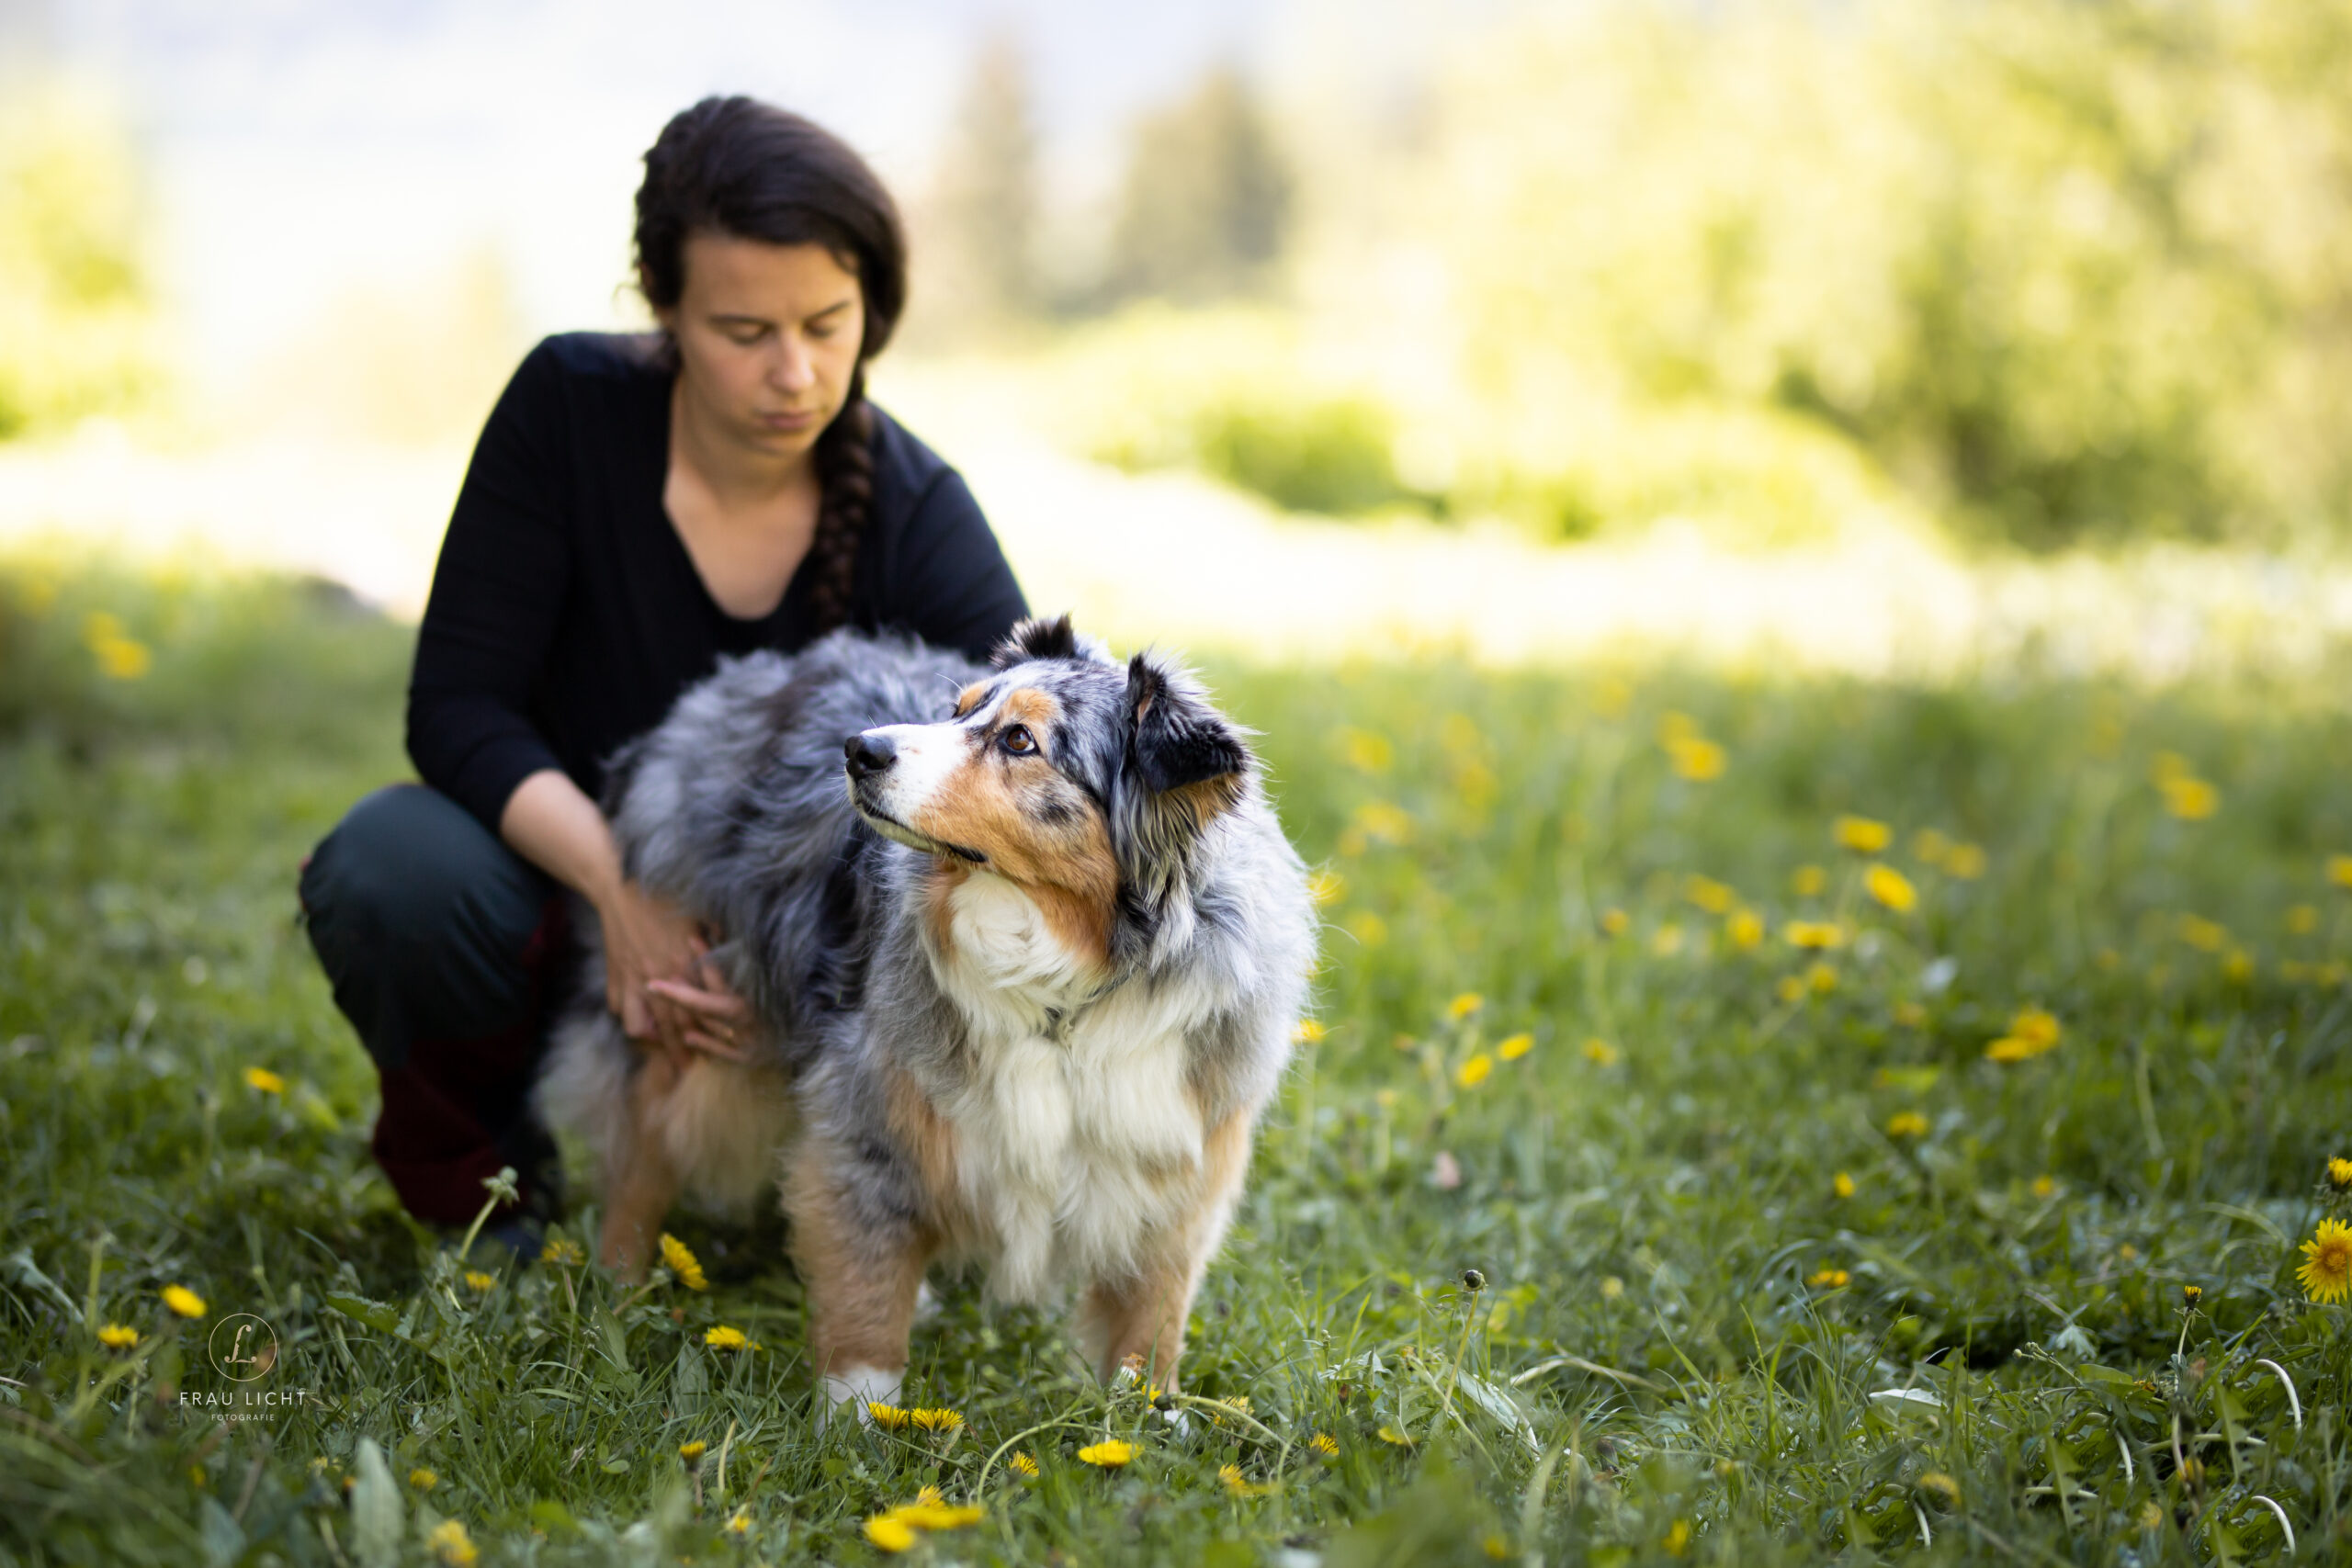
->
[844,615,1251,957]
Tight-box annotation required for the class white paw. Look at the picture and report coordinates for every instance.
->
[1159,1406,1193,1435]
[816,1363,903,1430]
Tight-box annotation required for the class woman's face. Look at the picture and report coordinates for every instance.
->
[659,231,866,462]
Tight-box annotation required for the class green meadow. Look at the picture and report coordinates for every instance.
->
[6,558,2352,1566]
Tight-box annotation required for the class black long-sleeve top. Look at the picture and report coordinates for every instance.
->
[407,332,1029,830]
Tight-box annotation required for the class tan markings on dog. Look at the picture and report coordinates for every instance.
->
[596,1051,689,1280]
[1170,771,1247,829]
[954,682,988,717]
[1073,1109,1255,1389]
[784,1136,934,1378]
[907,690,1118,969]
[881,1064,977,1255]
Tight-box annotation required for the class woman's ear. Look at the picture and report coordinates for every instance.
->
[1124,652,1248,795]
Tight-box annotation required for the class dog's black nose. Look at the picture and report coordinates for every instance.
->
[844,730,897,778]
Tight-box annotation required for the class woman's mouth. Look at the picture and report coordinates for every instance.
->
[759,409,820,433]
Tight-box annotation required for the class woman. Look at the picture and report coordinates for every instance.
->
[300,96,1028,1251]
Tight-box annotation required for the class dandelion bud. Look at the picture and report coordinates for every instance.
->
[1460,1268,1487,1292]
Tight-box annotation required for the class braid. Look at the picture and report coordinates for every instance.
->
[805,384,875,635]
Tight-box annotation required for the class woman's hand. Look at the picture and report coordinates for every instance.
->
[593,879,708,1054]
[646,954,755,1063]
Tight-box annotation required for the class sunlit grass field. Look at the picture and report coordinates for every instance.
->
[7,558,2352,1566]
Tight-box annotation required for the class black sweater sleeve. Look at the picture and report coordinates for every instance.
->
[405,343,574,831]
[885,468,1030,663]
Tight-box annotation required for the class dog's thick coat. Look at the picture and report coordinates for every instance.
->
[537,619,1317,1413]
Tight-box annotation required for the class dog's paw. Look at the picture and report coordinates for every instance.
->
[816,1364,904,1431]
[1159,1405,1194,1436]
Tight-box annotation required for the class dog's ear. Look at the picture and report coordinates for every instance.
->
[991,614,1080,670]
[1124,652,1248,795]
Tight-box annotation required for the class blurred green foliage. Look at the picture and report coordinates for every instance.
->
[1025,0,2352,550]
[0,83,157,437]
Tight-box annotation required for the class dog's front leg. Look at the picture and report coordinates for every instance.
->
[596,1051,688,1281]
[1075,1110,1257,1396]
[786,1135,933,1424]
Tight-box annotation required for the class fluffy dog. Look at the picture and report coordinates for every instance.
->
[536,615,1317,1416]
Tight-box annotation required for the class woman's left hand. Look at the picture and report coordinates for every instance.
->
[644,942,756,1063]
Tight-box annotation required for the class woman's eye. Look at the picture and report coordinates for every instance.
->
[1001,725,1036,756]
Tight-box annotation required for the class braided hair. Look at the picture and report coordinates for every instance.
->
[633,96,908,633]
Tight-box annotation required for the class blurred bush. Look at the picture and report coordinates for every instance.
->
[0,82,158,437]
[1390,0,2352,549]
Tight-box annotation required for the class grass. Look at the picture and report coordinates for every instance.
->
[6,554,2352,1566]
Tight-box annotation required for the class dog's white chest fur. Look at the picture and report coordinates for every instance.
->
[936,874,1204,1302]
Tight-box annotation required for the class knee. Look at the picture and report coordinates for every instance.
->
[300,785,520,980]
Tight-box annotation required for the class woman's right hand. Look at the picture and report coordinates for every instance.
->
[594,878,707,1055]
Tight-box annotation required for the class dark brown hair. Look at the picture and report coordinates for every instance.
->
[635,96,909,632]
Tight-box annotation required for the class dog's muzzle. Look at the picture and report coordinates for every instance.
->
[844,730,897,779]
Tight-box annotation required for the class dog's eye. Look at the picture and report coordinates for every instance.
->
[1001,725,1037,757]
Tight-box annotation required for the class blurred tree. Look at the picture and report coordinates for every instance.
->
[928,28,1044,328]
[1102,62,1293,305]
[0,81,154,437]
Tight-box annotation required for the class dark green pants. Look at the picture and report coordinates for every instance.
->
[300,784,571,1226]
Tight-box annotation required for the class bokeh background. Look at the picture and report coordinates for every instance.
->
[7,0,2352,675]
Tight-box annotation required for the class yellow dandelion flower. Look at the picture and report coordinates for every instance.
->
[1911,828,1951,866]
[1218,1463,1274,1496]
[1078,1439,1135,1468]
[1791,863,1827,897]
[705,1325,748,1351]
[1666,736,1726,781]
[1292,1018,1328,1044]
[1943,842,1987,879]
[2328,1158,2352,1191]
[1726,908,1763,949]
[1917,1472,1962,1507]
[1581,1037,1620,1066]
[2288,903,2321,934]
[2177,914,2227,953]
[409,1467,438,1491]
[97,1323,140,1349]
[161,1285,206,1319]
[1483,1534,1510,1560]
[1886,1111,1929,1138]
[1832,1172,1855,1200]
[2223,949,2254,983]
[1806,1267,1849,1289]
[1009,1451,1040,1478]
[864,1515,917,1551]
[1807,962,1838,995]
[1650,922,1685,957]
[1496,1032,1533,1062]
[1376,1425,1415,1448]
[1345,910,1388,947]
[1683,874,1735,914]
[2010,1008,2062,1048]
[1775,975,1806,1003]
[2181,1283,2202,1307]
[888,1498,983,1529]
[911,1407,965,1433]
[1309,1432,1340,1457]
[1455,1054,1493,1089]
[1340,728,1394,773]
[1834,816,1892,854]
[1985,1037,2037,1064]
[724,1507,752,1537]
[678,1440,707,1461]
[1597,908,1630,938]
[425,1518,477,1568]
[865,1403,911,1430]
[2160,775,2219,820]
[463,1269,496,1292]
[1351,801,1415,846]
[1600,1276,1624,1300]
[1664,1518,1691,1556]
[539,1238,583,1266]
[83,613,153,681]
[1782,919,1845,950]
[243,1066,286,1095]
[658,1233,707,1291]
[2031,1175,2057,1198]
[2299,1219,2352,1303]
[1864,863,1917,913]
[1447,991,1484,1020]
[2330,854,2352,890]
[1307,869,1345,906]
